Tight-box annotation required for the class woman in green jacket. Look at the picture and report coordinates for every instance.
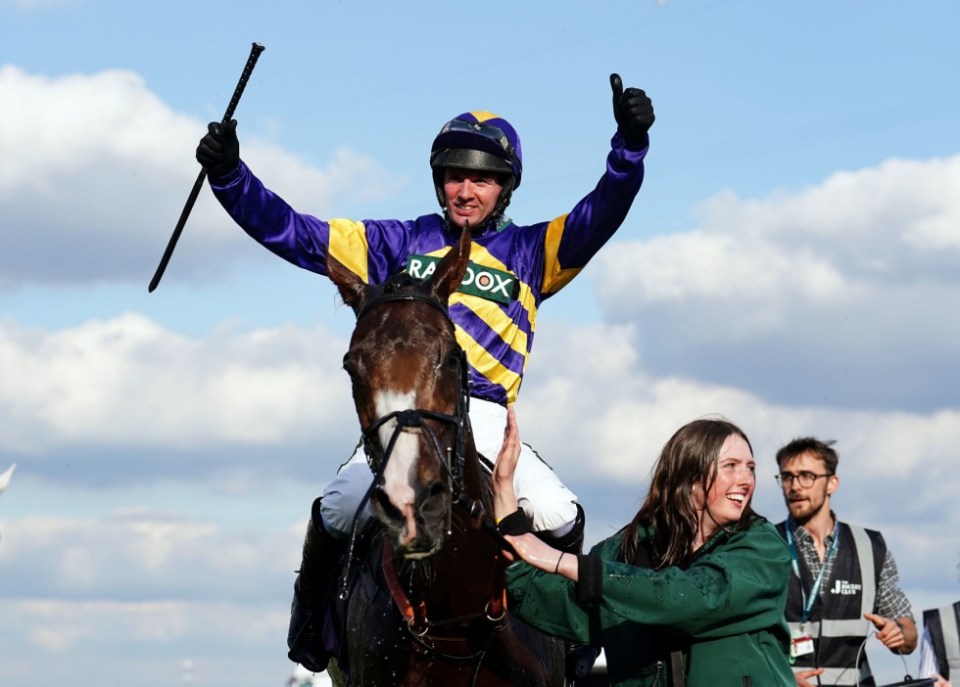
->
[493,412,795,687]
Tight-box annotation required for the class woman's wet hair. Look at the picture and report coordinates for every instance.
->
[621,418,757,568]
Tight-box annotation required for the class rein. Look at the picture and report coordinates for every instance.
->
[382,541,507,645]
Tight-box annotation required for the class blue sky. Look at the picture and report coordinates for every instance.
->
[1,1,959,685]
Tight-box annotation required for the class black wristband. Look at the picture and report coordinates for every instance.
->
[497,510,533,536]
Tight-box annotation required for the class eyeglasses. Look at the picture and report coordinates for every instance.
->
[775,471,832,488]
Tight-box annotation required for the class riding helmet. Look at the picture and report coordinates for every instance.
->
[429,111,523,218]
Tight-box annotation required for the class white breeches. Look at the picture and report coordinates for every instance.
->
[320,398,578,538]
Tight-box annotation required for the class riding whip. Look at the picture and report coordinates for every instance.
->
[148,41,265,292]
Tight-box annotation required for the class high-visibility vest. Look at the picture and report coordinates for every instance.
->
[779,522,886,686]
[923,602,960,680]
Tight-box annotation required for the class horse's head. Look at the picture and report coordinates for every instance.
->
[328,228,473,559]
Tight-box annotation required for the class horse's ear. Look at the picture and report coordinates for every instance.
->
[327,254,366,313]
[429,224,471,304]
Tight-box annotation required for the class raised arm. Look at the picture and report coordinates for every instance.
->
[492,407,580,580]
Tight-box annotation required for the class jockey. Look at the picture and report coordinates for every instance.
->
[196,74,655,674]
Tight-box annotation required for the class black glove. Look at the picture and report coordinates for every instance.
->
[610,73,655,148]
[196,119,240,180]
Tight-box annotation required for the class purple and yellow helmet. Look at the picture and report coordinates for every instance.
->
[430,111,523,218]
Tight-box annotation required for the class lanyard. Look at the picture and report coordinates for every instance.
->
[785,516,840,624]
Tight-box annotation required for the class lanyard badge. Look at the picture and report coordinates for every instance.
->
[790,626,815,661]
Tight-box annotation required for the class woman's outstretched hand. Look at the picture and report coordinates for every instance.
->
[493,407,578,581]
[493,406,521,522]
[504,532,578,581]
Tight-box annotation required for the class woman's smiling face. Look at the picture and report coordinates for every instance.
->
[701,433,756,538]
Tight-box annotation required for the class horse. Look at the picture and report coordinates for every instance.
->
[325,226,568,687]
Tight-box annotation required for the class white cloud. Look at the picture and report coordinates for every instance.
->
[0,509,300,600]
[2,597,290,685]
[522,320,960,499]
[593,153,960,410]
[602,154,960,309]
[0,66,397,288]
[742,156,960,256]
[0,313,352,454]
[0,507,302,685]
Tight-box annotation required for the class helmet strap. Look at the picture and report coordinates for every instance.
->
[492,176,515,219]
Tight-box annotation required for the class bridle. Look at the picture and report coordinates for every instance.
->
[339,284,474,597]
[355,287,471,509]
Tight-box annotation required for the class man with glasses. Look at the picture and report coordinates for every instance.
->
[196,74,654,675]
[774,437,918,686]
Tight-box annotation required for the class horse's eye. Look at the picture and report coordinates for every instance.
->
[444,350,461,370]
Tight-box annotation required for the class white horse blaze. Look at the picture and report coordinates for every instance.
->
[375,390,419,538]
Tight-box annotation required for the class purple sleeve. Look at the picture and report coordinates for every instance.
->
[209,161,424,282]
[210,161,334,275]
[555,132,648,269]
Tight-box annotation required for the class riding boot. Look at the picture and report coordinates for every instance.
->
[534,504,598,680]
[287,497,347,673]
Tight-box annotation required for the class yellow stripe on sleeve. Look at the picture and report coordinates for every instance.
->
[541,214,583,295]
[328,218,370,282]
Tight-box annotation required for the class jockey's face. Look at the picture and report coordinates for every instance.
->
[442,167,503,230]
